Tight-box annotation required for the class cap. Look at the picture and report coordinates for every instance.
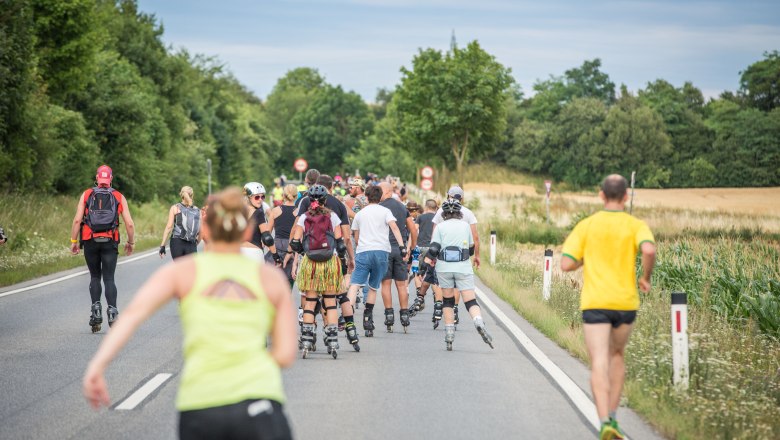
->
[406,201,420,212]
[96,165,113,186]
[447,185,464,200]
[350,178,366,190]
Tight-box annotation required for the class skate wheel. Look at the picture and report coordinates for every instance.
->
[387,327,393,333]
[433,322,439,330]
[91,324,101,333]
[353,344,360,352]
[311,345,316,352]
[446,343,452,351]
[327,347,332,354]
[302,349,308,359]
[403,327,408,334]
[331,350,338,359]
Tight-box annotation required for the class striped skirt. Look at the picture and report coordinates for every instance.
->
[297,255,343,293]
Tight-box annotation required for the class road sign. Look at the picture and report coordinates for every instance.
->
[420,166,434,179]
[420,178,434,191]
[294,158,308,173]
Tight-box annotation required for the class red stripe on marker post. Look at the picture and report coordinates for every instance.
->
[676,310,681,333]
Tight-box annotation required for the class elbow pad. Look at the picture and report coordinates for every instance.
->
[336,238,347,258]
[261,231,275,247]
[469,245,475,256]
[290,238,304,254]
[427,242,441,260]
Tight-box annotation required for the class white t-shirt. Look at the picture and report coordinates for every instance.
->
[432,205,478,225]
[431,219,474,274]
[351,204,396,253]
[296,212,341,233]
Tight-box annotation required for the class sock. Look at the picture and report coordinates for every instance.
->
[473,315,483,322]
[365,303,374,312]
[609,411,616,421]
[344,315,354,324]
[600,417,611,425]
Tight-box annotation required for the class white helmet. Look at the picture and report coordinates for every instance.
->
[243,182,266,197]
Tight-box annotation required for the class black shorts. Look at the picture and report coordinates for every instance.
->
[170,237,198,260]
[582,309,637,328]
[383,249,408,281]
[179,399,291,440]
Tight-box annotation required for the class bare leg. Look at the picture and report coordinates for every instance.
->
[584,324,613,420]
[396,279,409,309]
[460,290,480,318]
[381,279,393,308]
[608,324,633,414]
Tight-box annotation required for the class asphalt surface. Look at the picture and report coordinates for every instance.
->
[0,252,663,440]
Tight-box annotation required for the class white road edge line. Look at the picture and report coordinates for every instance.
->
[475,286,612,435]
[115,373,173,411]
[0,250,157,299]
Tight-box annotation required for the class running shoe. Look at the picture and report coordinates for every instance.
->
[599,421,624,440]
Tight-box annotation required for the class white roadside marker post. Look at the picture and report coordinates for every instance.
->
[671,291,689,389]
[490,230,497,265]
[542,249,553,301]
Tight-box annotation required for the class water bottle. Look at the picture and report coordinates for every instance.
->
[411,247,420,274]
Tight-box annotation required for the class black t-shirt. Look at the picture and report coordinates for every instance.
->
[415,212,435,247]
[249,207,267,247]
[296,194,349,226]
[380,198,409,249]
[274,205,296,240]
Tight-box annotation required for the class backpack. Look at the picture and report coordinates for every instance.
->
[85,187,119,234]
[174,203,201,242]
[303,213,336,262]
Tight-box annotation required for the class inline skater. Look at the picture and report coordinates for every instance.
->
[295,169,320,205]
[379,182,417,333]
[70,165,136,333]
[427,200,493,351]
[561,174,656,440]
[159,186,201,260]
[346,185,405,337]
[84,187,296,439]
[290,185,348,358]
[430,186,480,326]
[267,184,298,285]
[241,182,281,265]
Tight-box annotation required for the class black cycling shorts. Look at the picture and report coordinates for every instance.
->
[179,399,291,440]
[582,309,637,328]
[383,249,408,282]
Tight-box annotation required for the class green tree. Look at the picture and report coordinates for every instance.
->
[393,41,514,185]
[739,51,780,112]
[289,85,373,174]
[564,58,616,105]
[32,0,102,105]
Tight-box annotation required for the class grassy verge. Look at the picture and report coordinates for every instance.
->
[477,223,780,439]
[0,193,170,287]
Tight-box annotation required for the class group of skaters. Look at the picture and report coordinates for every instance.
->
[75,164,653,440]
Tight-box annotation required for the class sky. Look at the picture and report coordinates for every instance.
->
[137,0,780,102]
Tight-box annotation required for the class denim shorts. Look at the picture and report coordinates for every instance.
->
[351,250,389,291]
[437,272,475,290]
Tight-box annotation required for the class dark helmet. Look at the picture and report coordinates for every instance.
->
[309,184,328,202]
[441,199,462,214]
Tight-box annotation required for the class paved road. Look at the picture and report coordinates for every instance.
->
[0,252,662,439]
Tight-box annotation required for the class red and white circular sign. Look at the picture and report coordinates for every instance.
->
[420,166,434,179]
[294,158,308,172]
[420,178,434,191]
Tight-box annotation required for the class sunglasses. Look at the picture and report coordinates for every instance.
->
[252,195,265,201]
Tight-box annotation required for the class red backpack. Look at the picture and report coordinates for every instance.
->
[303,214,336,262]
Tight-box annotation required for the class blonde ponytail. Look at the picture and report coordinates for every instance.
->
[180,186,194,207]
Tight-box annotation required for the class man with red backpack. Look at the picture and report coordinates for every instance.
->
[70,165,136,333]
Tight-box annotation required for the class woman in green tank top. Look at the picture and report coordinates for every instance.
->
[83,187,297,440]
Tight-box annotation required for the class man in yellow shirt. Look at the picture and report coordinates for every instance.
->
[561,174,656,440]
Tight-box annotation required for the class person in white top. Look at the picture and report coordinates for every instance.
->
[426,185,480,326]
[346,185,405,338]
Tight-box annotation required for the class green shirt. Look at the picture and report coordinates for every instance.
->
[176,253,285,411]
[431,219,474,274]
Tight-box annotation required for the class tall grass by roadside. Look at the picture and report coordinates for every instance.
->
[0,193,170,286]
[478,223,780,439]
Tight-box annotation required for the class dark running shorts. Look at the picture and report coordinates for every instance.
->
[179,399,291,440]
[383,249,408,281]
[582,309,637,328]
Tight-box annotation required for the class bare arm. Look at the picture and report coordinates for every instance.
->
[70,193,86,255]
[560,255,583,272]
[406,216,417,250]
[160,205,176,247]
[261,265,297,368]
[470,224,480,268]
[267,207,280,232]
[83,263,179,408]
[388,221,405,255]
[341,224,355,271]
[639,241,656,293]
[120,195,135,255]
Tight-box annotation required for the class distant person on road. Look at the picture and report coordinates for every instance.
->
[561,174,656,440]
[295,169,320,206]
[159,186,201,260]
[83,187,297,440]
[426,200,493,351]
[70,165,135,333]
[267,184,298,285]
[241,182,281,265]
[410,199,442,318]
[272,179,284,207]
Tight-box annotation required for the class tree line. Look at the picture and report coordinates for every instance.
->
[2,0,778,201]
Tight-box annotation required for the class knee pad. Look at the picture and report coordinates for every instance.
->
[464,298,479,311]
[338,294,350,305]
[261,231,275,247]
[442,297,456,308]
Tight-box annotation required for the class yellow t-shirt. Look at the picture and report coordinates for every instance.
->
[562,210,654,311]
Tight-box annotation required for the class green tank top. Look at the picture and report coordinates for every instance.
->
[176,253,285,411]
